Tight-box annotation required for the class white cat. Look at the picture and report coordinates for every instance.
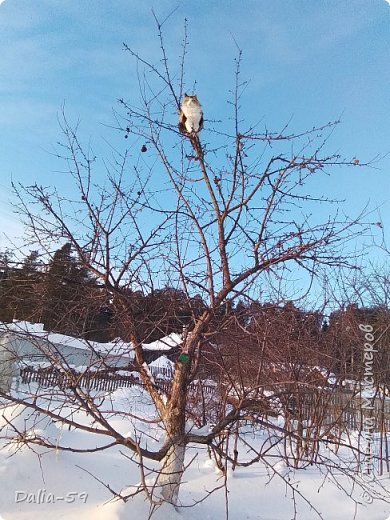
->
[178,94,203,134]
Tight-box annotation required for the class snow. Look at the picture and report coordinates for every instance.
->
[0,380,389,519]
[0,322,182,358]
[148,355,174,370]
[311,366,338,386]
[0,321,133,357]
[0,324,390,519]
[0,430,389,519]
[142,333,182,351]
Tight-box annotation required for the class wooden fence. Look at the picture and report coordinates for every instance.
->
[19,366,216,395]
[18,366,390,432]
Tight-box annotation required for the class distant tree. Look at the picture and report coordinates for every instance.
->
[0,249,15,322]
[324,303,382,380]
[0,249,14,278]
[14,250,43,322]
[41,243,96,335]
[0,250,43,323]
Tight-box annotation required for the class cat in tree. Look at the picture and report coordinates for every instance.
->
[178,94,203,134]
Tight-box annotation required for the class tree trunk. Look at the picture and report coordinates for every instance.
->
[158,415,186,506]
[0,333,17,394]
[158,357,193,505]
[157,320,208,504]
[159,434,186,505]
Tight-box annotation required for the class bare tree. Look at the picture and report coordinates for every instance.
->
[1,17,385,516]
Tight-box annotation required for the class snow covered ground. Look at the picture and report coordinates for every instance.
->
[0,381,390,520]
[0,322,389,518]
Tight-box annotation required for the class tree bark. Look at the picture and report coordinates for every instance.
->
[158,410,186,505]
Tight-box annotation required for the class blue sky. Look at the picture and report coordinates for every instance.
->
[0,0,390,267]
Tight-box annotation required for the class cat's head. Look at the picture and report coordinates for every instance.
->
[183,94,199,104]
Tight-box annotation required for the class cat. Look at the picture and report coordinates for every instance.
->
[178,94,203,134]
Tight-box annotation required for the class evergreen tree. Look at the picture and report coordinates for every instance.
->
[0,249,15,322]
[42,243,93,335]
[15,250,43,322]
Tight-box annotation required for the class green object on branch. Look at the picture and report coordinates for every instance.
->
[178,352,189,364]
